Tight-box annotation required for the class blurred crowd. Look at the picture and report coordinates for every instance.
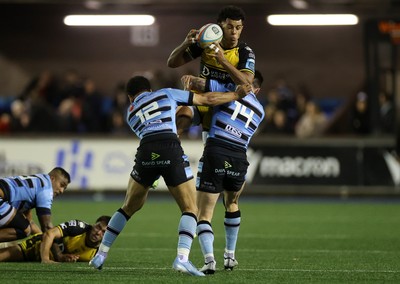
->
[254,74,396,139]
[0,69,396,138]
[0,69,134,135]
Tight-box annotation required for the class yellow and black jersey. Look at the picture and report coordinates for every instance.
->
[19,219,97,262]
[188,41,256,83]
[187,41,256,132]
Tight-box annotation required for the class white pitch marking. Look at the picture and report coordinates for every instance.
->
[79,266,400,274]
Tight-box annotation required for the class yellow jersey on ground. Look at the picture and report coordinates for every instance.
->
[19,219,97,262]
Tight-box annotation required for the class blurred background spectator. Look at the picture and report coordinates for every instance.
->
[351,91,371,135]
[295,100,329,138]
[378,91,395,134]
[0,67,395,140]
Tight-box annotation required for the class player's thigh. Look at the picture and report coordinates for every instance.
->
[0,245,24,261]
[121,177,149,216]
[2,209,30,235]
[19,234,43,261]
[168,179,197,214]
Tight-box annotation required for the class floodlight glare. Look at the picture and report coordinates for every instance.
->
[267,14,358,26]
[64,15,155,26]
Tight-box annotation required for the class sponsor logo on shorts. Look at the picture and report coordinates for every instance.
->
[227,170,240,176]
[200,181,215,191]
[142,160,171,166]
[214,162,240,177]
[151,152,160,160]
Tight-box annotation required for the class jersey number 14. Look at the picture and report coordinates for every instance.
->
[231,101,254,128]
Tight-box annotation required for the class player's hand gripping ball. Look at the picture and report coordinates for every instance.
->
[196,23,223,49]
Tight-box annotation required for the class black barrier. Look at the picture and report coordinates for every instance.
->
[248,137,399,187]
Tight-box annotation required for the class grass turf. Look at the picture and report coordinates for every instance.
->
[1,195,400,283]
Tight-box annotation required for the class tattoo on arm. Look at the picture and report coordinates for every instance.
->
[190,77,206,92]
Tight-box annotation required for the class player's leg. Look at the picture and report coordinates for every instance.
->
[196,191,219,274]
[222,183,245,270]
[168,180,204,276]
[195,150,225,273]
[0,205,31,242]
[0,244,24,262]
[90,177,149,270]
[160,142,204,276]
[169,180,197,253]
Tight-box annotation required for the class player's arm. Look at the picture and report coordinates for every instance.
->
[40,226,80,263]
[23,209,42,234]
[181,75,206,92]
[209,43,254,85]
[37,212,53,233]
[36,212,72,261]
[192,84,253,106]
[40,226,63,263]
[167,29,198,68]
[176,75,204,136]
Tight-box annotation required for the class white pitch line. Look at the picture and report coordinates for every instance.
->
[117,232,368,240]
[111,247,397,254]
[79,266,400,274]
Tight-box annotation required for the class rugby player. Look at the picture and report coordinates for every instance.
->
[180,72,264,274]
[0,167,70,242]
[0,215,110,263]
[89,75,253,276]
[167,5,255,140]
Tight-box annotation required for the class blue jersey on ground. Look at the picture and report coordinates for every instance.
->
[0,174,53,214]
[207,80,265,150]
[126,88,193,139]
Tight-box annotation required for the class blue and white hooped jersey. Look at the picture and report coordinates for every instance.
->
[0,174,53,213]
[126,88,193,139]
[207,79,265,150]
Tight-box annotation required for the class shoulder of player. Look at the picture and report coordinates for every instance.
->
[237,42,255,54]
[238,95,265,116]
[34,173,52,188]
[161,87,188,97]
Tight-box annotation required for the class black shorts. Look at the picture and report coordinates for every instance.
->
[19,233,43,261]
[196,145,249,194]
[130,135,193,187]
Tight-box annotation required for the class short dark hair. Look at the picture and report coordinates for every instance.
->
[217,5,246,23]
[254,70,263,88]
[96,215,111,225]
[49,167,71,183]
[126,76,151,97]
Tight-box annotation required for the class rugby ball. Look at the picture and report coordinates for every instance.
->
[197,23,223,49]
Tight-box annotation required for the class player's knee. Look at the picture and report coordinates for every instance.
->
[181,204,197,216]
[224,200,239,212]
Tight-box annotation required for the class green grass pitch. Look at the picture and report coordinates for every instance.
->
[1,194,400,283]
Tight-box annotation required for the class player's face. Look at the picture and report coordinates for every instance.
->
[220,18,243,48]
[89,221,107,244]
[51,175,69,197]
